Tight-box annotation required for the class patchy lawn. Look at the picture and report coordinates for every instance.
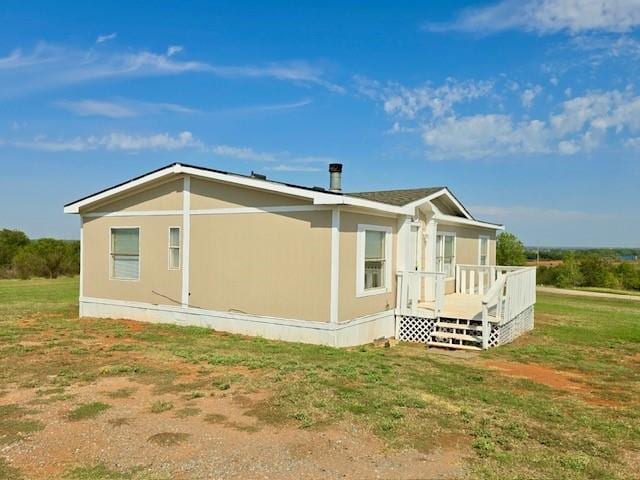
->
[0,277,638,479]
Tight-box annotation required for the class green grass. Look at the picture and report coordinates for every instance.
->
[150,401,173,413]
[0,277,639,479]
[575,286,640,297]
[67,402,111,421]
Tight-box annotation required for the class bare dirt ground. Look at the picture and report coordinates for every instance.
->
[481,360,623,408]
[1,371,468,480]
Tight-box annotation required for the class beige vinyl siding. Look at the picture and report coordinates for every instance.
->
[82,215,183,305]
[189,211,332,322]
[437,224,496,294]
[338,211,397,322]
[190,177,311,209]
[84,178,183,213]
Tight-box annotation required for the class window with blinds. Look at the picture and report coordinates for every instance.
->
[110,228,140,280]
[479,236,489,266]
[364,230,385,289]
[168,227,180,270]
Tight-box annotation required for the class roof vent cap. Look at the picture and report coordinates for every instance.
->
[328,163,342,192]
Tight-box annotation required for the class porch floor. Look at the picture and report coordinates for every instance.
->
[419,293,483,320]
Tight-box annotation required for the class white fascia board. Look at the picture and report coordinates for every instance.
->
[433,213,504,230]
[182,166,412,215]
[64,162,412,217]
[63,164,179,214]
[404,188,473,220]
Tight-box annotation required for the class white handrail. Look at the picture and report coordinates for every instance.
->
[480,266,536,348]
[396,271,446,316]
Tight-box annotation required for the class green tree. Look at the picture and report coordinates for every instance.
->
[0,229,29,268]
[617,262,640,290]
[554,252,583,288]
[496,232,527,266]
[14,238,69,279]
[579,255,613,288]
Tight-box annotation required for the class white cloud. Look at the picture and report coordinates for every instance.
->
[422,114,550,160]
[410,88,640,159]
[356,76,493,119]
[521,85,542,108]
[564,87,573,97]
[55,98,196,118]
[96,33,117,44]
[209,145,276,162]
[4,131,202,152]
[426,0,640,35]
[166,45,183,57]
[0,43,343,97]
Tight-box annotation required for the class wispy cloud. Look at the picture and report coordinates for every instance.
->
[4,131,202,152]
[425,0,640,35]
[55,98,196,118]
[209,144,276,162]
[166,45,183,57]
[0,130,335,172]
[0,42,344,97]
[521,85,542,108]
[96,32,117,44]
[355,76,493,119]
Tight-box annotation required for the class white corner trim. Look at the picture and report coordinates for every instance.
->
[330,208,340,323]
[79,216,84,298]
[355,223,393,298]
[181,176,191,307]
[433,213,504,230]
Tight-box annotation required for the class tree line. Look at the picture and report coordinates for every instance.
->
[0,228,79,279]
[496,232,640,291]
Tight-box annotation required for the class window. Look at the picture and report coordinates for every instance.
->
[357,224,392,297]
[168,227,180,270]
[365,230,385,289]
[110,228,140,280]
[479,235,490,266]
[436,232,455,278]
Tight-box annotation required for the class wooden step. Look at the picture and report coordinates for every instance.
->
[427,341,482,351]
[431,331,481,342]
[436,321,483,332]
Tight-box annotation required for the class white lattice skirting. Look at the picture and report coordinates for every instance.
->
[397,316,437,343]
[496,306,535,346]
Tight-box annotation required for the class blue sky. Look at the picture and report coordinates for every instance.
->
[1,0,639,247]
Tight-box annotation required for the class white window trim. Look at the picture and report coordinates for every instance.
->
[168,226,181,271]
[356,224,393,298]
[109,226,141,282]
[478,234,490,266]
[436,231,456,280]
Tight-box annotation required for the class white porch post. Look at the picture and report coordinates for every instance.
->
[396,215,412,272]
[425,219,437,272]
[329,207,340,324]
[181,175,191,307]
[425,219,438,301]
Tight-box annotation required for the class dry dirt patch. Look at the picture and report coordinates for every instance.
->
[482,360,622,408]
[2,374,469,480]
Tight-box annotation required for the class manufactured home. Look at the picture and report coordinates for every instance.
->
[64,162,536,350]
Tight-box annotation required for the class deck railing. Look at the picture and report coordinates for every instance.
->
[396,271,446,316]
[480,266,536,348]
[455,264,523,296]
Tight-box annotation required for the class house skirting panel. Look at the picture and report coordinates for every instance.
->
[79,297,395,348]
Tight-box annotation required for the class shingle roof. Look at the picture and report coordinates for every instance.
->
[347,187,445,206]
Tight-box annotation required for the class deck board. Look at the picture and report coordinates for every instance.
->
[419,293,483,320]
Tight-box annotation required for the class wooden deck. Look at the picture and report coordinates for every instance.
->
[419,293,483,320]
